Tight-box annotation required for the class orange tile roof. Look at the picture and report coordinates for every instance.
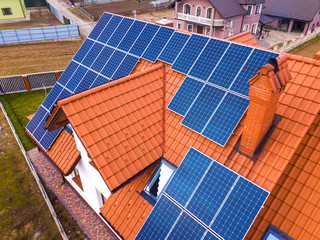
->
[248,113,320,240]
[100,165,156,240]
[47,129,80,175]
[55,64,165,191]
[227,30,260,47]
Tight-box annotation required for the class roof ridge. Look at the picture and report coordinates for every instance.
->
[58,63,163,106]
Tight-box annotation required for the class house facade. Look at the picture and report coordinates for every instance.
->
[263,0,320,34]
[27,13,320,240]
[174,0,264,38]
[0,0,26,21]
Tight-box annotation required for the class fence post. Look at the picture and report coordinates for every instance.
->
[22,75,31,91]
[54,71,60,80]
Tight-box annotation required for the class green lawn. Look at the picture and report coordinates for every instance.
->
[0,89,50,151]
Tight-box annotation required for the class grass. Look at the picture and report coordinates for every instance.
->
[0,89,50,151]
[0,40,83,76]
[0,106,61,240]
[289,36,320,57]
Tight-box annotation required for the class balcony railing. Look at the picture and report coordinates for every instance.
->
[177,13,224,27]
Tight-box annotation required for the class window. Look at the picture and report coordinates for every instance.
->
[243,24,249,31]
[1,8,12,16]
[144,160,176,201]
[100,193,107,205]
[247,5,253,15]
[183,4,191,15]
[205,26,210,36]
[261,225,294,240]
[255,4,261,14]
[187,24,193,32]
[177,23,181,29]
[251,23,258,34]
[196,6,202,17]
[206,8,212,19]
[228,21,234,37]
[72,168,83,191]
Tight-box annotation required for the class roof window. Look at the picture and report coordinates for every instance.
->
[144,159,176,201]
[261,225,294,240]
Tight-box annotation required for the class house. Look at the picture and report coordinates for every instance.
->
[173,0,265,38]
[0,0,26,22]
[263,0,320,34]
[26,13,320,240]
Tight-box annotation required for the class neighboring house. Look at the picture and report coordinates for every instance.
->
[27,13,320,240]
[0,0,26,21]
[173,0,264,38]
[263,0,320,34]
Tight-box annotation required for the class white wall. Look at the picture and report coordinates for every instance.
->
[65,125,111,214]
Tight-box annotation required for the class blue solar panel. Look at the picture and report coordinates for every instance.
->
[203,232,220,240]
[111,54,139,80]
[230,49,280,96]
[118,20,146,52]
[33,115,48,140]
[82,42,104,67]
[90,75,109,89]
[202,93,249,146]
[211,177,269,240]
[42,84,63,110]
[186,161,238,226]
[189,39,230,81]
[129,24,160,56]
[56,88,72,103]
[74,70,98,94]
[181,85,225,133]
[158,32,190,64]
[107,18,134,47]
[142,27,175,62]
[97,15,123,43]
[26,106,47,133]
[171,34,209,75]
[167,77,204,116]
[165,148,212,207]
[73,39,94,63]
[57,61,78,86]
[40,128,61,150]
[136,195,181,240]
[208,44,253,89]
[91,46,115,72]
[88,13,112,40]
[167,212,206,240]
[65,65,88,92]
[101,50,126,78]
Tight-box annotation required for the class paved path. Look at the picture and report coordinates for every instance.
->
[46,0,96,36]
[27,148,117,240]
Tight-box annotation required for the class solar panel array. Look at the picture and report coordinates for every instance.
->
[168,38,279,146]
[136,147,269,240]
[26,12,278,151]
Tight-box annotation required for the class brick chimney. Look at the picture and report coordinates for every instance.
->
[239,54,292,157]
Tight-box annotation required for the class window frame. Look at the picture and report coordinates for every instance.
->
[72,167,83,191]
[251,22,258,34]
[206,7,212,19]
[187,24,193,32]
[183,3,191,15]
[143,159,176,201]
[196,5,202,17]
[243,24,250,32]
[1,8,12,16]
[205,26,210,36]
[255,4,262,15]
[261,225,294,240]
[177,22,181,29]
[247,5,253,15]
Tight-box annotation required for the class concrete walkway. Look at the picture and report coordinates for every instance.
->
[27,148,117,240]
[46,0,96,36]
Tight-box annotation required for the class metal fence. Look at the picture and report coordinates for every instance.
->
[0,25,79,45]
[0,71,63,95]
[48,3,74,24]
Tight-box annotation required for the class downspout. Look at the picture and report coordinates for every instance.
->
[162,64,166,156]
